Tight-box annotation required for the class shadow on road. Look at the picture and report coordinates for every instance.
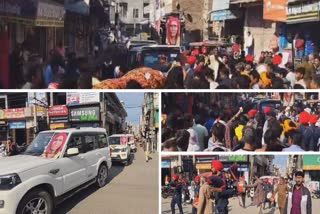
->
[55,161,127,214]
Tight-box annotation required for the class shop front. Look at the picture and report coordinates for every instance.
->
[4,108,26,145]
[161,159,171,186]
[65,0,90,57]
[48,105,70,130]
[286,0,320,59]
[303,155,320,184]
[68,104,101,128]
[0,0,65,87]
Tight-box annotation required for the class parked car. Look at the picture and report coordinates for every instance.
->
[108,134,131,166]
[127,45,181,71]
[126,134,137,152]
[0,128,112,214]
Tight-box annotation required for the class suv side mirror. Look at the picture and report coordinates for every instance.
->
[66,148,79,157]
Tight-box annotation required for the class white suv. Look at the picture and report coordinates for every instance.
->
[0,128,112,214]
[108,134,131,166]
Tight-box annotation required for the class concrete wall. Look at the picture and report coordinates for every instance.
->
[243,5,278,59]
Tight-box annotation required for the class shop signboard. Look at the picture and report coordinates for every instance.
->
[287,1,320,24]
[303,155,320,170]
[48,105,68,117]
[0,109,4,120]
[70,106,100,122]
[0,0,64,27]
[67,92,100,105]
[9,121,26,129]
[219,155,248,162]
[212,0,230,12]
[263,0,287,22]
[4,108,25,119]
[211,9,242,21]
[161,160,171,168]
[50,123,70,130]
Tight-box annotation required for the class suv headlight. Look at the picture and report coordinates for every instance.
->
[121,148,127,152]
[0,173,22,190]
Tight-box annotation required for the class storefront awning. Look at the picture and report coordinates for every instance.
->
[210,9,243,21]
[230,0,261,4]
[0,0,65,27]
[65,0,90,16]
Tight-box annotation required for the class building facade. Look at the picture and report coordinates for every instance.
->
[0,92,127,145]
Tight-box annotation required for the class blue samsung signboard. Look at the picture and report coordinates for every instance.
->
[9,121,26,129]
[211,9,242,21]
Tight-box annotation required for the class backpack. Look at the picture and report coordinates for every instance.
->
[237,180,246,193]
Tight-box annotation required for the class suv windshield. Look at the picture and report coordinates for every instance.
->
[143,49,179,70]
[24,132,69,158]
[109,136,127,145]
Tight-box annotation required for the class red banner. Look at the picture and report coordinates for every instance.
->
[48,105,68,117]
[263,0,287,22]
[4,108,25,119]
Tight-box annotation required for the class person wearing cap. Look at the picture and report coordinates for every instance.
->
[170,174,184,214]
[262,107,277,146]
[263,178,273,210]
[284,171,312,214]
[299,111,314,151]
[244,176,265,214]
[209,160,231,214]
[308,114,320,151]
[192,176,201,214]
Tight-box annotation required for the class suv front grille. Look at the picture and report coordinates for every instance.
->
[112,149,120,153]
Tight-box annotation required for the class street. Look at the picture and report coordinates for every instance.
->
[162,196,320,214]
[55,147,158,214]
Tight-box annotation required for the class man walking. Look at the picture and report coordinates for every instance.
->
[284,171,312,214]
[170,174,184,214]
[144,138,151,162]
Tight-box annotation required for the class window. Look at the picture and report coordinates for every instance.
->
[65,135,84,155]
[84,135,96,152]
[97,134,108,148]
[133,8,139,19]
[143,3,149,19]
[119,3,128,18]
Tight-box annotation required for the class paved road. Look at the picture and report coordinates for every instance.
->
[162,196,320,214]
[56,147,158,214]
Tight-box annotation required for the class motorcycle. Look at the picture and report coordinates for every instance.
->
[312,190,320,199]
[161,185,174,199]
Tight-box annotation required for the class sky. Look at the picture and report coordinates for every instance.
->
[116,93,144,125]
[273,155,288,176]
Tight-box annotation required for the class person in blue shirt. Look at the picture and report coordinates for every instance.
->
[283,130,305,152]
[204,110,216,133]
[170,174,184,214]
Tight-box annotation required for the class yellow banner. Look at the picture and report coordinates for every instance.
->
[196,163,211,170]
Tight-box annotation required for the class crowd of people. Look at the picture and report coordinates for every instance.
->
[165,160,312,214]
[6,31,320,90]
[162,96,320,152]
[163,45,320,89]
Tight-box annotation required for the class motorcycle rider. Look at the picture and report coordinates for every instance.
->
[170,174,184,214]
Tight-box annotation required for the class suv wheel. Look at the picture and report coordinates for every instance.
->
[96,164,108,188]
[17,189,53,214]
